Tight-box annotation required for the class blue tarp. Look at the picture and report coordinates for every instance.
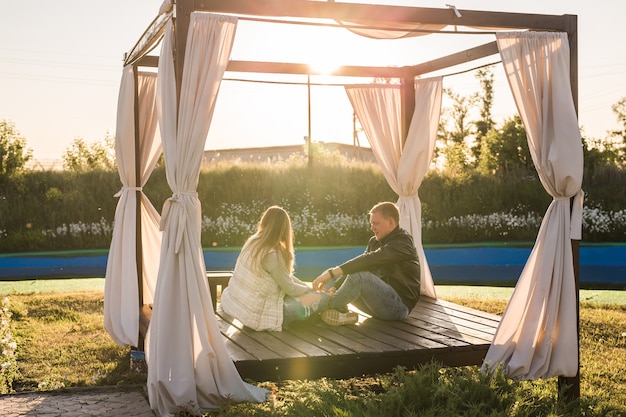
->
[1,246,624,287]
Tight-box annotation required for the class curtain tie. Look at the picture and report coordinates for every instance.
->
[114,186,143,197]
[160,191,199,253]
[170,191,198,200]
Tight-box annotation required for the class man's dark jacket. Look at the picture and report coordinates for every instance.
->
[339,226,421,310]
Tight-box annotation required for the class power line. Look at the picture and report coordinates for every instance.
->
[0,57,119,72]
[0,71,117,86]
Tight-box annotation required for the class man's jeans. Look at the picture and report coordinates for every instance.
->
[328,271,409,320]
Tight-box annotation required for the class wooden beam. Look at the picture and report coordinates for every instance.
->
[135,57,411,78]
[226,60,407,78]
[408,41,500,77]
[128,1,575,73]
[193,0,573,31]
[124,10,171,66]
[135,55,159,68]
[136,48,498,79]
[134,55,408,78]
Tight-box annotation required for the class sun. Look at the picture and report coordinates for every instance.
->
[234,20,359,75]
[308,60,341,76]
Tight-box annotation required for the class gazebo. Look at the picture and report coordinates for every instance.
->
[104,1,584,415]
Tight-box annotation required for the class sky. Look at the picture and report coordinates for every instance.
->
[1,0,625,166]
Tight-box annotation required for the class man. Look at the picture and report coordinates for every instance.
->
[312,201,421,326]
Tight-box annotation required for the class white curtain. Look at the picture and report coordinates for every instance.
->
[104,66,162,348]
[147,13,267,416]
[345,78,443,299]
[482,32,584,379]
[337,21,446,39]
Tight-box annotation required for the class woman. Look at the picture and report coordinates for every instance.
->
[220,206,328,331]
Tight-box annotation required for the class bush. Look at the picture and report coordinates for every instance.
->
[0,155,625,252]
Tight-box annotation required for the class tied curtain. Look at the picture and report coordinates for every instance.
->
[482,32,584,379]
[146,13,267,416]
[345,77,443,300]
[104,67,162,348]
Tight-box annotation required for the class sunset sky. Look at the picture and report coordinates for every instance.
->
[1,0,624,165]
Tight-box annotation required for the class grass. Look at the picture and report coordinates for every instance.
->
[1,281,625,416]
[0,278,106,295]
[3,278,625,305]
[4,291,145,392]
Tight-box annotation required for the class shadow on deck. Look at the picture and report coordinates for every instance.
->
[139,273,501,381]
[217,296,500,381]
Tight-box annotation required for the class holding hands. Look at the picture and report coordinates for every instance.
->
[312,266,342,293]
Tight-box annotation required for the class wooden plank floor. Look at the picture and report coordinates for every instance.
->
[215,297,501,381]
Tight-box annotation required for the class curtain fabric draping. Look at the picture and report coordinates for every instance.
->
[345,78,443,299]
[104,66,162,348]
[482,32,584,380]
[146,13,267,416]
[337,21,446,39]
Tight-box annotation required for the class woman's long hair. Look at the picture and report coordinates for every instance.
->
[243,206,295,274]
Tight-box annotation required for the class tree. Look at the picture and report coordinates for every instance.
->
[63,134,116,172]
[610,97,626,140]
[0,120,33,179]
[477,115,532,176]
[470,67,495,164]
[609,97,626,164]
[582,134,621,173]
[437,88,473,174]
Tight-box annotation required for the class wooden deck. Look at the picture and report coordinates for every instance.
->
[140,273,501,381]
[215,296,501,381]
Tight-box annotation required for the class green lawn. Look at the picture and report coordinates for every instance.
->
[4,280,625,416]
[0,278,106,295]
[1,278,624,306]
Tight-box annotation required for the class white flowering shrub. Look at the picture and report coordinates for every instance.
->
[39,217,114,249]
[423,207,544,242]
[6,202,626,249]
[0,297,19,394]
[200,202,371,246]
[291,211,371,245]
[198,202,626,246]
[49,217,113,238]
[583,205,626,239]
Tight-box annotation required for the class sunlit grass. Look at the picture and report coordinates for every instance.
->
[2,288,625,416]
[7,291,144,392]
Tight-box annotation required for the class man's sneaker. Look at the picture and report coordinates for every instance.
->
[320,309,359,326]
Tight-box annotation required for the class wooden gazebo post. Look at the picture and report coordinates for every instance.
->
[560,13,581,402]
[400,68,416,146]
[132,63,145,352]
[174,0,193,116]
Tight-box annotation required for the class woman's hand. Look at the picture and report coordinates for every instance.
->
[312,273,329,291]
[313,266,342,291]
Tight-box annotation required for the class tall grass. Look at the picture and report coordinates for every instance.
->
[1,156,625,251]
